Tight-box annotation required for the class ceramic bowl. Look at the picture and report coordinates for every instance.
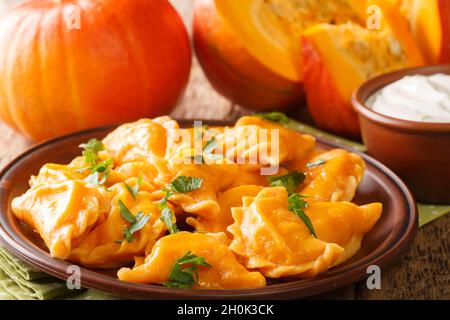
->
[353,65,450,204]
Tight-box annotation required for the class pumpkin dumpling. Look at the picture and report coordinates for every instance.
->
[213,116,316,169]
[68,182,166,269]
[228,187,344,278]
[117,232,266,289]
[113,161,159,188]
[11,180,111,260]
[288,149,365,202]
[101,117,177,185]
[306,201,382,265]
[102,118,168,164]
[29,163,86,187]
[165,162,239,221]
[187,185,264,233]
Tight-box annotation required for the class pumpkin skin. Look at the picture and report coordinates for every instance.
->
[0,0,191,141]
[193,0,304,111]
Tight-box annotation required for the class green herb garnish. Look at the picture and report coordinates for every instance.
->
[162,252,211,289]
[190,137,221,164]
[159,206,179,234]
[267,170,316,237]
[84,158,113,185]
[288,193,317,238]
[158,176,203,234]
[255,112,289,125]
[79,139,104,166]
[166,176,203,194]
[124,173,144,200]
[268,171,305,195]
[79,139,113,185]
[306,159,326,168]
[117,199,151,243]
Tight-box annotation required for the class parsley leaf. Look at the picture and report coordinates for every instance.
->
[162,252,211,289]
[127,212,150,234]
[159,206,179,234]
[117,200,151,243]
[79,139,113,186]
[306,159,326,168]
[255,112,289,125]
[190,137,222,164]
[288,193,317,237]
[84,158,113,185]
[268,171,305,195]
[79,139,104,166]
[158,176,203,234]
[167,176,203,194]
[118,199,135,223]
[124,172,144,200]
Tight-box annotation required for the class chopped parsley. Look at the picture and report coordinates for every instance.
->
[255,112,289,125]
[268,170,316,237]
[78,138,113,185]
[83,158,113,185]
[124,172,144,200]
[268,171,305,195]
[306,159,326,168]
[288,193,317,238]
[158,176,203,234]
[117,199,151,243]
[166,176,203,194]
[190,137,221,164]
[162,252,211,289]
[79,138,104,166]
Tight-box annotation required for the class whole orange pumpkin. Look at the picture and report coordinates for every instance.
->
[0,0,191,141]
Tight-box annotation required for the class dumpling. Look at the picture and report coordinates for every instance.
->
[166,162,239,220]
[68,182,166,268]
[101,118,176,186]
[234,116,316,164]
[213,116,316,169]
[11,180,111,259]
[306,201,382,265]
[228,187,344,278]
[187,185,264,233]
[117,232,266,289]
[29,163,86,187]
[113,161,159,188]
[288,149,365,202]
[102,117,174,164]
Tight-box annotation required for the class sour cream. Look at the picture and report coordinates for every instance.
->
[366,73,450,123]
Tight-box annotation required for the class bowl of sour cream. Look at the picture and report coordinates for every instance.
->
[353,65,450,204]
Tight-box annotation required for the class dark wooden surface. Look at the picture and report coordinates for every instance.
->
[0,0,448,300]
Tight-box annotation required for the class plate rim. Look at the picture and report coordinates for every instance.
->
[0,121,418,299]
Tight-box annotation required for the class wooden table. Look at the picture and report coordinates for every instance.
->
[0,0,448,300]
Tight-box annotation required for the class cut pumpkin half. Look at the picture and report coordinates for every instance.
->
[215,0,365,82]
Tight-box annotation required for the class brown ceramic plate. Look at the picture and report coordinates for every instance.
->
[0,120,417,299]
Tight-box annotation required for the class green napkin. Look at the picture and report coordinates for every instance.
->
[0,246,117,300]
[0,246,72,299]
[0,119,448,300]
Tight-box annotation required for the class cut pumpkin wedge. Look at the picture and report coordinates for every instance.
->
[369,0,425,65]
[302,21,424,137]
[401,0,450,63]
[215,0,365,82]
